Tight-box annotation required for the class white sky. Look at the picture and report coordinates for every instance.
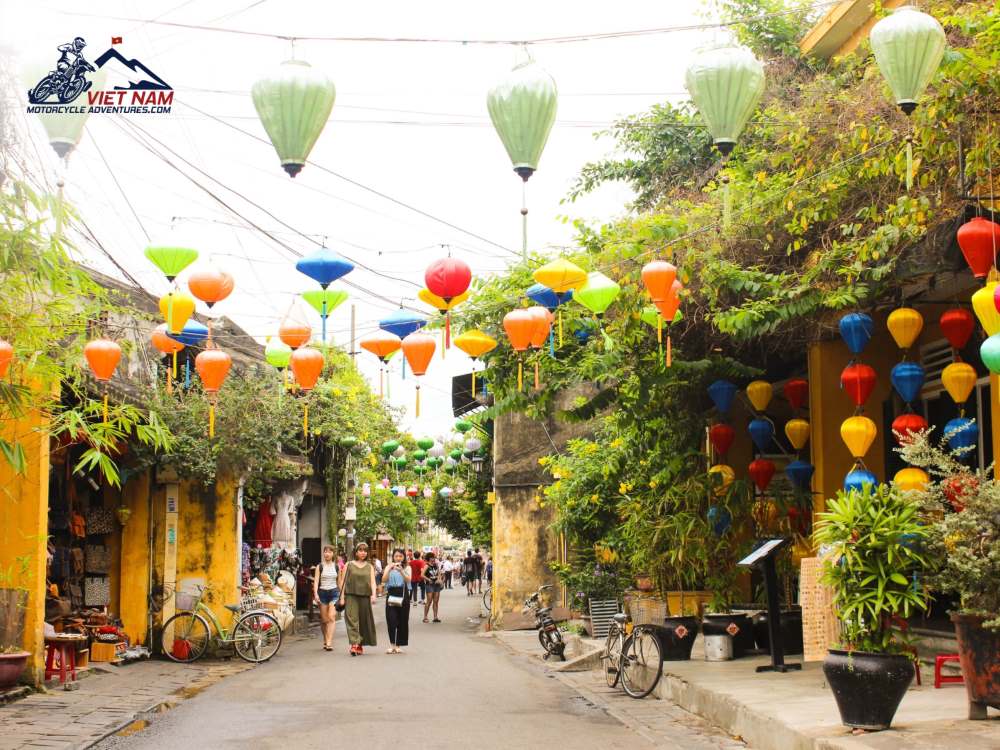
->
[1,0,725,436]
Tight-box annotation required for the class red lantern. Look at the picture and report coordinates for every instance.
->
[424,257,471,302]
[290,347,324,391]
[891,413,927,445]
[942,474,977,513]
[407,486,419,498]
[709,423,735,456]
[783,378,808,410]
[957,217,1000,279]
[748,458,776,493]
[640,261,677,304]
[188,267,234,309]
[840,363,876,407]
[0,339,13,378]
[939,308,975,351]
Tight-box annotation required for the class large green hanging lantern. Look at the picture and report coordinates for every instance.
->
[251,59,336,178]
[870,6,946,115]
[684,46,765,156]
[487,52,558,181]
[144,244,198,282]
[23,63,106,160]
[574,272,621,319]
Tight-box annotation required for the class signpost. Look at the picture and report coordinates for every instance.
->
[738,537,802,674]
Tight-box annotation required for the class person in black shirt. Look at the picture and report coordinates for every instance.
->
[422,552,443,623]
[473,548,485,594]
[462,550,477,596]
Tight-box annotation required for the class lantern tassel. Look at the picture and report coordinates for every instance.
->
[445,312,451,350]
[172,350,177,379]
[209,403,215,439]
[303,404,309,438]
[534,359,540,390]
[185,359,190,389]
[558,309,564,348]
[666,331,672,368]
[521,181,528,263]
[905,136,914,192]
[322,300,327,345]
[167,292,175,334]
[471,368,476,398]
[657,315,663,359]
[102,392,108,424]
[549,328,554,357]
[166,366,173,395]
[415,384,421,418]
[722,175,731,231]
[517,360,523,392]
[379,367,384,399]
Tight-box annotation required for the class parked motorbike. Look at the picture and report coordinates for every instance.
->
[523,584,566,661]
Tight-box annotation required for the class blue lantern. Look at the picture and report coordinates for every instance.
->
[379,308,426,339]
[573,319,596,344]
[167,320,208,347]
[707,506,731,536]
[748,418,774,452]
[839,313,873,355]
[785,460,814,490]
[295,246,354,289]
[944,417,978,452]
[890,361,925,404]
[708,380,737,414]
[844,468,878,493]
[526,282,572,310]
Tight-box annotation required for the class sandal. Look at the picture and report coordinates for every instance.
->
[423,618,429,623]
[433,618,441,623]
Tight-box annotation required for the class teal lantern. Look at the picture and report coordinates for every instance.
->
[684,46,764,156]
[487,52,558,181]
[574,272,621,319]
[870,6,946,115]
[251,59,336,178]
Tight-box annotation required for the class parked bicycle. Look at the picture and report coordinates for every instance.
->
[483,585,492,613]
[160,584,282,664]
[523,584,565,661]
[602,612,663,698]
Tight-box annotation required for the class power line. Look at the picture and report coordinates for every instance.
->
[88,130,152,242]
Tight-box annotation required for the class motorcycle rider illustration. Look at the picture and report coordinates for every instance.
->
[56,37,88,74]
[29,37,95,104]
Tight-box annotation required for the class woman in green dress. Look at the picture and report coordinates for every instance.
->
[338,542,377,655]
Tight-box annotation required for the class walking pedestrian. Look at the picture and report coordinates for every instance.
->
[374,556,384,594]
[410,551,425,605]
[486,555,493,587]
[463,550,477,596]
[337,542,377,656]
[383,547,411,654]
[442,556,454,589]
[312,545,340,651]
[422,552,443,623]
[474,548,484,594]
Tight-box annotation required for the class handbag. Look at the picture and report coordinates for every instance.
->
[386,586,405,607]
[334,598,346,613]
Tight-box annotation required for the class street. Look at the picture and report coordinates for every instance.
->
[92,589,732,750]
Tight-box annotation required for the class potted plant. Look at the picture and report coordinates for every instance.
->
[815,484,929,731]
[899,432,1000,719]
[550,554,627,638]
[0,556,32,689]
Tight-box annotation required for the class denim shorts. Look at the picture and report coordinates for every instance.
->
[318,588,340,605]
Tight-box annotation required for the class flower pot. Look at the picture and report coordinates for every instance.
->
[823,650,914,730]
[704,634,733,661]
[752,608,803,655]
[634,574,654,592]
[702,613,753,657]
[952,613,1000,719]
[0,651,30,689]
[657,616,699,661]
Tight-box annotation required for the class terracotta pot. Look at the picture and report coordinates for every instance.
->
[0,651,30,689]
[634,575,654,592]
[952,613,1000,719]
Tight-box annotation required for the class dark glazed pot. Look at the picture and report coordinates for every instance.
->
[823,650,914,730]
[702,613,753,657]
[952,613,1000,719]
[0,652,29,689]
[658,616,699,661]
[752,609,803,655]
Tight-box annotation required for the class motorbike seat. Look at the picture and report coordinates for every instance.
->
[612,613,628,624]
[537,607,551,617]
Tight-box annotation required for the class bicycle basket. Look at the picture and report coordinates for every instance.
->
[625,595,666,627]
[174,591,198,611]
[239,593,261,613]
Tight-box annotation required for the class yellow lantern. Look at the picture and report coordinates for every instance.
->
[887,307,923,350]
[893,467,929,492]
[159,290,196,335]
[708,464,735,495]
[840,415,877,458]
[784,418,810,450]
[418,288,470,312]
[941,362,977,405]
[532,258,587,294]
[972,282,1000,336]
[746,380,773,413]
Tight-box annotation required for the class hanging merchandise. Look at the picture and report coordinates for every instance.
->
[840,363,877,407]
[784,419,810,451]
[981,334,1000,375]
[748,418,774,453]
[748,459,776,493]
[401,332,435,417]
[940,308,975,351]
[302,289,349,345]
[0,339,13,379]
[870,7,946,116]
[708,380,737,415]
[188,266,234,310]
[745,380,772,413]
[159,290,195,335]
[972,282,1000,335]
[941,362,977,407]
[195,349,231,438]
[424,256,472,350]
[894,467,929,493]
[783,378,808,410]
[453,329,498,397]
[709,423,735,457]
[838,313,874,355]
[785,460,814,491]
[502,308,535,391]
[844,468,878,494]
[684,46,764,156]
[957,217,1000,279]
[886,308,923,350]
[84,339,121,423]
[525,306,553,389]
[841,416,877,459]
[890,361,925,404]
[487,49,558,260]
[252,58,336,178]
[945,417,978,452]
[359,330,401,399]
[290,347,324,437]
[151,324,184,393]
[532,259,587,346]
[891,413,928,445]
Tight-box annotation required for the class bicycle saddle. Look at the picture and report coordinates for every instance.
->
[613,613,628,624]
[224,604,241,613]
[537,607,551,616]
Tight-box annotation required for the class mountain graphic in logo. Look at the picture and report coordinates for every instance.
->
[94,48,170,90]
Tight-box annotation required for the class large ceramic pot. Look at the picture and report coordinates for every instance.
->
[752,608,803,655]
[657,616,699,661]
[702,613,753,657]
[0,651,29,689]
[823,650,913,730]
[952,613,1000,719]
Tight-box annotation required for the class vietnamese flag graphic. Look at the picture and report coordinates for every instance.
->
[112,36,123,44]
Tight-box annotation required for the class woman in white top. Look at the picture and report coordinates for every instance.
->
[312,545,341,651]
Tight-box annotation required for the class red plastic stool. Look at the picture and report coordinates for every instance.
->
[44,635,84,684]
[934,654,963,688]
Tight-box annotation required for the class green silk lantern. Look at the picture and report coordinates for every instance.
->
[413,450,427,462]
[251,59,336,178]
[455,419,473,434]
[144,244,198,282]
[416,438,435,451]
[24,64,106,159]
[982,334,1000,375]
[394,456,408,469]
[487,53,558,182]
[870,6,946,115]
[302,289,348,345]
[265,339,292,369]
[684,46,764,156]
[574,272,621,318]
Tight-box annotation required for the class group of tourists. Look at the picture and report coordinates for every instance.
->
[311,544,491,655]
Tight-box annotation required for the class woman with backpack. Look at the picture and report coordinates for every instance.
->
[383,547,412,654]
[312,545,341,651]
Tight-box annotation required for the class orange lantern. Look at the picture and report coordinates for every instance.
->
[0,339,13,379]
[84,339,122,423]
[503,309,536,391]
[195,349,232,438]
[359,330,401,399]
[279,320,311,349]
[526,306,553,389]
[290,347,324,436]
[641,260,677,303]
[401,332,436,417]
[151,324,185,393]
[188,266,234,309]
[653,280,683,366]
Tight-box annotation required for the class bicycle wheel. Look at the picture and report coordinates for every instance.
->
[161,612,210,663]
[538,626,566,660]
[482,587,491,612]
[603,622,624,688]
[232,611,282,663]
[621,626,663,699]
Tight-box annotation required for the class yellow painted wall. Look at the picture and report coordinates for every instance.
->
[0,407,50,684]
[118,472,152,645]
